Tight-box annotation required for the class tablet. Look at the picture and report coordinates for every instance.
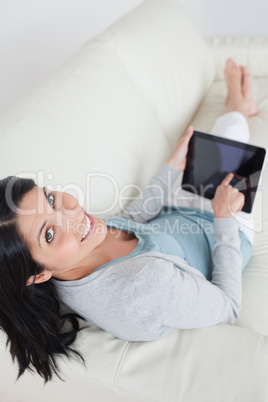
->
[182,131,266,213]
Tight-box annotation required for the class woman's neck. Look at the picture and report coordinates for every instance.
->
[52,227,138,281]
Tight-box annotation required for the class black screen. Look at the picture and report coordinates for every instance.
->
[182,131,266,213]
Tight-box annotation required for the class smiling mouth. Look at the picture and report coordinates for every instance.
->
[81,213,95,242]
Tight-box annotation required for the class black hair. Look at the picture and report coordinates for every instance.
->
[0,176,85,382]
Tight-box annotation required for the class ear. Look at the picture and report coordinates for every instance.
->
[26,270,52,286]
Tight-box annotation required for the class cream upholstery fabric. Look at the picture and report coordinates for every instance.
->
[0,0,214,217]
[191,77,268,338]
[207,37,268,80]
[0,1,268,401]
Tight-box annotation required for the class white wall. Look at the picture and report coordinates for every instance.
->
[1,0,268,117]
[179,0,268,36]
[0,0,143,116]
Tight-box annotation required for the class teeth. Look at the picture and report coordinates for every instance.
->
[81,215,91,241]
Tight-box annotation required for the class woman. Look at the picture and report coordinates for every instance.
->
[0,59,258,382]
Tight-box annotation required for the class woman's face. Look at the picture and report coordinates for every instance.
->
[16,186,107,283]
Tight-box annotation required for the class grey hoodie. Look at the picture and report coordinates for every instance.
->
[53,163,244,341]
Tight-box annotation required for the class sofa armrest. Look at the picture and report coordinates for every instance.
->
[206,37,268,79]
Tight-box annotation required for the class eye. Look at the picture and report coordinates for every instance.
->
[45,227,55,244]
[47,192,55,208]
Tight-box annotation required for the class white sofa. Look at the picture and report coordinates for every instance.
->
[1,1,268,401]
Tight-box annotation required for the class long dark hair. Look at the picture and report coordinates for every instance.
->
[0,176,85,382]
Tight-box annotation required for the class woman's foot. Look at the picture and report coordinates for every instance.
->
[241,66,258,116]
[224,58,243,110]
[224,58,258,119]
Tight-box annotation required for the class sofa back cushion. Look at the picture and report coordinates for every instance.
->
[0,0,214,216]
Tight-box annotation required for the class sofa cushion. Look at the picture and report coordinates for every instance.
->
[206,37,268,80]
[191,75,268,336]
[0,0,214,217]
[1,320,268,402]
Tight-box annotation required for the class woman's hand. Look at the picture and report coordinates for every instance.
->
[167,126,194,173]
[211,173,245,218]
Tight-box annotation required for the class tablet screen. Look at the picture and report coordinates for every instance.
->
[182,131,266,213]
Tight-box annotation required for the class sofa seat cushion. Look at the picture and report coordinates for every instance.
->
[1,323,268,402]
[191,77,268,335]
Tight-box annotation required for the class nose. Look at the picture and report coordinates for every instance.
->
[57,192,85,232]
[61,192,80,211]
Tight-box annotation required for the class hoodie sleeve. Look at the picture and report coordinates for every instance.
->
[119,163,181,223]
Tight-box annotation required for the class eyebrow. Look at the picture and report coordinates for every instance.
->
[37,187,48,247]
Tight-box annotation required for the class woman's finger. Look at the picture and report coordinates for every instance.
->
[184,126,194,142]
[221,172,234,186]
